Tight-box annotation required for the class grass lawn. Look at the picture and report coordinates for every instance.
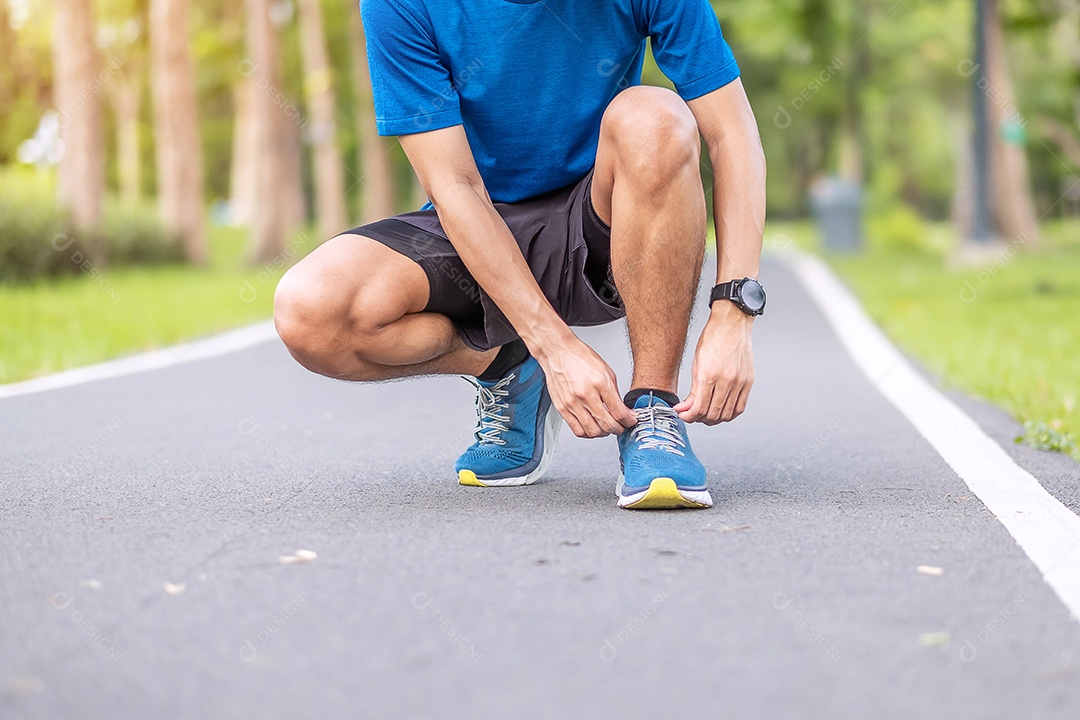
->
[770,218,1080,459]
[0,225,315,383]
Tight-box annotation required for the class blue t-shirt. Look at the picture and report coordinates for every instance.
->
[361,0,740,203]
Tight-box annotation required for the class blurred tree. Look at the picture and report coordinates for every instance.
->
[229,73,257,225]
[224,0,257,225]
[150,0,207,262]
[246,0,288,263]
[349,9,396,222]
[297,0,346,239]
[280,102,308,233]
[983,0,1040,242]
[98,0,148,205]
[0,2,15,157]
[53,0,105,231]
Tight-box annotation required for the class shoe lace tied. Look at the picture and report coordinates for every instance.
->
[466,374,515,445]
[628,401,686,456]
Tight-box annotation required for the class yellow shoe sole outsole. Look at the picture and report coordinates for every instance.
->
[621,477,712,510]
[458,470,486,487]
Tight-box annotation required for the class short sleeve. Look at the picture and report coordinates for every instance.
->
[640,0,741,101]
[360,0,463,136]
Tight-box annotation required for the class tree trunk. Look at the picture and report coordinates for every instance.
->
[297,0,346,239]
[53,0,105,232]
[229,78,258,225]
[349,8,396,222]
[951,113,975,238]
[983,0,1040,243]
[280,109,308,233]
[246,0,287,263]
[150,0,207,263]
[838,7,866,183]
[112,72,142,205]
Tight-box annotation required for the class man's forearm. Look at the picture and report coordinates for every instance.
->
[429,182,573,354]
[708,131,766,286]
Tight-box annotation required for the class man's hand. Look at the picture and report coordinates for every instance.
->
[533,332,638,439]
[674,302,754,425]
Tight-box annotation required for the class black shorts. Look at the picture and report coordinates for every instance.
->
[343,169,624,352]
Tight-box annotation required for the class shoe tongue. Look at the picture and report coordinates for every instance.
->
[633,394,671,410]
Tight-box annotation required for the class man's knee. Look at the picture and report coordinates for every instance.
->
[602,86,700,183]
[273,239,389,377]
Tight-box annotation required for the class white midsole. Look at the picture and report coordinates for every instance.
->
[615,472,714,507]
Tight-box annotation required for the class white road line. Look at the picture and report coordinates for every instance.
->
[0,321,278,401]
[779,249,1080,622]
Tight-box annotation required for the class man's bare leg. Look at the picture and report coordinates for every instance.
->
[274,235,498,381]
[276,232,558,488]
[590,86,707,397]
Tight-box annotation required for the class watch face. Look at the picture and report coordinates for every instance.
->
[739,279,766,313]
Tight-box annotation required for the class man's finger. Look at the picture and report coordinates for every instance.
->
[586,398,624,436]
[680,383,714,423]
[719,386,740,423]
[556,402,586,438]
[601,385,637,430]
[706,384,732,425]
[572,402,605,438]
[733,383,751,418]
[673,392,694,413]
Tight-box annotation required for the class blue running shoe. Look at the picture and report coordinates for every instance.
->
[616,393,712,509]
[455,356,562,487]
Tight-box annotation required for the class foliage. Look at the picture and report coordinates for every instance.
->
[865,203,932,254]
[828,219,1080,460]
[0,224,315,382]
[0,184,77,284]
[0,168,182,284]
[1018,420,1078,456]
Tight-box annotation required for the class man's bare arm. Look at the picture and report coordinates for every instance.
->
[690,78,766,287]
[399,126,636,437]
[675,78,766,424]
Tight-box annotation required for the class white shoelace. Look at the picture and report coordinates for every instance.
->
[465,374,515,445]
[628,403,686,456]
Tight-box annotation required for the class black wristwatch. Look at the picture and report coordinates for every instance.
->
[709,277,766,316]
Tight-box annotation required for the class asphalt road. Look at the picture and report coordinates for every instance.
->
[2,255,1079,719]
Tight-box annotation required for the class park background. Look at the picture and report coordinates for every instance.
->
[1,0,1078,459]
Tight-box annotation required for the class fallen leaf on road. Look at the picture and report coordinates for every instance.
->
[6,675,43,695]
[163,582,186,596]
[702,524,751,534]
[916,565,943,576]
[918,631,950,647]
[279,549,318,565]
[560,540,582,547]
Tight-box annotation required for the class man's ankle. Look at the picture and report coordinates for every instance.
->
[623,388,680,408]
[476,339,529,381]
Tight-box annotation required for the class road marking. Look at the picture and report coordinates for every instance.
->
[0,321,278,401]
[779,250,1080,622]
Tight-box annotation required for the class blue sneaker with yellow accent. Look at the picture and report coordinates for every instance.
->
[455,356,562,487]
[616,393,712,509]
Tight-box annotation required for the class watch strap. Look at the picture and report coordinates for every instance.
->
[708,280,740,308]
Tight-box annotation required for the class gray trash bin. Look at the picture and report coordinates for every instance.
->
[810,177,863,253]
